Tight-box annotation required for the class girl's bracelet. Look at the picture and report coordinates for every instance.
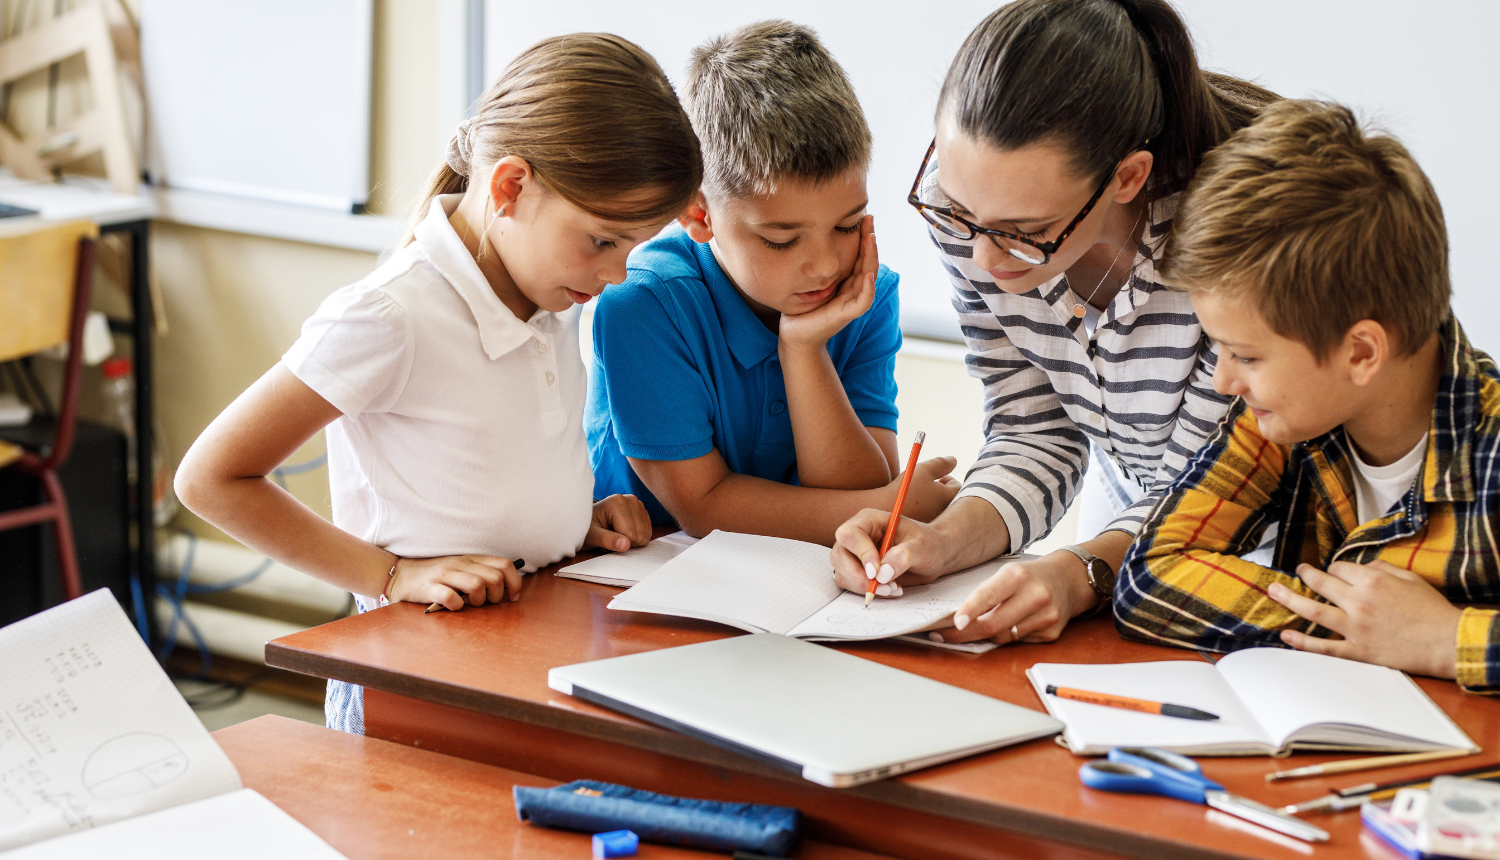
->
[376,556,400,607]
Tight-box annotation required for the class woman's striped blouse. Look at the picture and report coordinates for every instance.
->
[928,167,1234,552]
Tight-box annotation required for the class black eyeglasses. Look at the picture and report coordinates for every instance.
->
[907,139,1117,267]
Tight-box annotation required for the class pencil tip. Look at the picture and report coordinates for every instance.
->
[424,607,437,613]
[864,592,874,608]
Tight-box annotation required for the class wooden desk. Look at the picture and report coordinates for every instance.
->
[214,713,893,860]
[266,546,1499,860]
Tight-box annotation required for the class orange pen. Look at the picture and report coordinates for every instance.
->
[1045,685,1220,721]
[867,431,924,608]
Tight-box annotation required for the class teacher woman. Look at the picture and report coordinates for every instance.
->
[832,0,1277,643]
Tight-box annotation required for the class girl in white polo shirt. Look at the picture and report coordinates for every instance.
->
[175,34,703,733]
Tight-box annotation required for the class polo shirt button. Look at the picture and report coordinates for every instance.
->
[770,400,785,415]
[536,341,549,354]
[544,371,556,386]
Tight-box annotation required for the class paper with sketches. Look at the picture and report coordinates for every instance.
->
[0,590,242,851]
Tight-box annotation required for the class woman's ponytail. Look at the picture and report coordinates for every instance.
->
[939,0,1276,193]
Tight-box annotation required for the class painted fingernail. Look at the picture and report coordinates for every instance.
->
[864,562,877,580]
[954,613,970,630]
[876,583,892,596]
[878,564,896,584]
[890,585,903,597]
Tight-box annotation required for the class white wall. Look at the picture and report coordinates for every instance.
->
[484,1,1499,349]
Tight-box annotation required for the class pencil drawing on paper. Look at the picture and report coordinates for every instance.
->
[81,732,190,798]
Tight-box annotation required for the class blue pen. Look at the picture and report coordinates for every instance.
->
[1080,747,1330,843]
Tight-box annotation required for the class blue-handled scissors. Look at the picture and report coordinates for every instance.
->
[1080,747,1330,843]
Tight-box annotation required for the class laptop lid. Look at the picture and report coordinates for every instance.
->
[548,633,1062,787]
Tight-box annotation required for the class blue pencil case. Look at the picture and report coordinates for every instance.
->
[513,779,801,856]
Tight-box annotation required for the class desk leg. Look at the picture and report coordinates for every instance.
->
[363,688,1119,860]
[124,219,155,644]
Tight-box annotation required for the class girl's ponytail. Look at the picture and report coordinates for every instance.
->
[939,0,1276,194]
[402,33,702,245]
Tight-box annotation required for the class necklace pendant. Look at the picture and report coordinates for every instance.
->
[1072,303,1087,318]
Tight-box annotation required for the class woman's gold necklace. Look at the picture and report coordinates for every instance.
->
[1072,205,1145,319]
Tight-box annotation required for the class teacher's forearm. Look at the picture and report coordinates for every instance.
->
[930,496,1015,575]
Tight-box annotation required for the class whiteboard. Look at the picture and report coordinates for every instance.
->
[486,2,1500,349]
[142,0,373,213]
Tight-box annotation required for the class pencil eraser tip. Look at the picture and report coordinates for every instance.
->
[592,829,638,858]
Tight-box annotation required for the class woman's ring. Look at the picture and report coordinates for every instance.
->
[1010,625,1020,641]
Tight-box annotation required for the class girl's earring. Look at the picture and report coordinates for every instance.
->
[498,206,506,217]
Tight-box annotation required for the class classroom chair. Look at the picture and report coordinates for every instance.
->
[0,220,100,602]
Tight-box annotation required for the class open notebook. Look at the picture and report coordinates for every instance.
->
[0,590,347,858]
[557,530,700,586]
[608,530,1010,648]
[1028,649,1477,756]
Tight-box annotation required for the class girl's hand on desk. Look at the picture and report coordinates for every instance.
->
[929,552,1095,645]
[586,494,652,552]
[390,555,523,609]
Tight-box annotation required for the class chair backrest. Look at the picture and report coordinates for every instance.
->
[0,220,99,363]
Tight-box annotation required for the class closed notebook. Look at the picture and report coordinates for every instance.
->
[607,529,1009,648]
[1028,649,1477,756]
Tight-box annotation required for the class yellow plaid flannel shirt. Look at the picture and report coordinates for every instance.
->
[1116,318,1500,692]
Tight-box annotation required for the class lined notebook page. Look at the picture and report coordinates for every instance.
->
[5,789,347,859]
[609,531,841,634]
[788,559,1007,640]
[0,591,243,851]
[556,531,699,586]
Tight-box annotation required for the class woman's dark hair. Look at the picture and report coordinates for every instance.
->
[939,0,1277,192]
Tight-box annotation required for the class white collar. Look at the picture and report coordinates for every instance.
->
[414,194,544,360]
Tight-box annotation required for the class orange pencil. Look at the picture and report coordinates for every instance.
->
[1045,685,1220,721]
[867,431,924,608]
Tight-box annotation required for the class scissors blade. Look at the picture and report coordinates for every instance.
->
[1204,791,1330,843]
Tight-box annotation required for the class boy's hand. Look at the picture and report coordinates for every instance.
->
[777,216,878,349]
[586,494,652,553]
[389,555,523,611]
[1268,560,1461,679]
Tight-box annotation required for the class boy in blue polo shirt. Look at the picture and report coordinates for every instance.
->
[586,20,958,555]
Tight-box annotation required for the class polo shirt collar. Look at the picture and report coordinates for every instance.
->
[691,237,779,368]
[414,194,540,360]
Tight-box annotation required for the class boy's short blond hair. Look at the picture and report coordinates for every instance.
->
[684,20,871,200]
[1160,99,1450,359]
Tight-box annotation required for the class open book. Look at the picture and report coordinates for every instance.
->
[557,530,700,586]
[1028,649,1477,756]
[0,590,347,859]
[608,530,1011,649]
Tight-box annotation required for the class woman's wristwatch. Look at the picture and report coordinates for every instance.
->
[1058,545,1116,617]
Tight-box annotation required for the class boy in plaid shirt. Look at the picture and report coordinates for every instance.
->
[1116,99,1500,692]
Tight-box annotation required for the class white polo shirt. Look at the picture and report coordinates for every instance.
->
[283,194,594,607]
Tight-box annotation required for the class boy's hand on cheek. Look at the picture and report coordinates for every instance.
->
[777,216,878,349]
[586,493,653,552]
[1268,560,1461,679]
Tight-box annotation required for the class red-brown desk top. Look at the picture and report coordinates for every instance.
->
[214,714,889,860]
[266,539,1499,860]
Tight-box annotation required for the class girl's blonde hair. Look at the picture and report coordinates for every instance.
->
[403,33,701,244]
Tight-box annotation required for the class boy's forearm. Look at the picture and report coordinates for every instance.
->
[673,472,890,546]
[778,342,893,489]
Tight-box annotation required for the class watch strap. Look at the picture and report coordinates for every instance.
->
[1059,544,1116,617]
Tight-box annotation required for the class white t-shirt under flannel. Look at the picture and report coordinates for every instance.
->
[923,161,1233,553]
[283,194,594,609]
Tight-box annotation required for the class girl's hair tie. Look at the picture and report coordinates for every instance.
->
[446,118,474,177]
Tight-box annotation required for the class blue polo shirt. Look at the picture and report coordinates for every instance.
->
[586,225,902,524]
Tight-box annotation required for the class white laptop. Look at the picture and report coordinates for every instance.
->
[547,634,1062,787]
